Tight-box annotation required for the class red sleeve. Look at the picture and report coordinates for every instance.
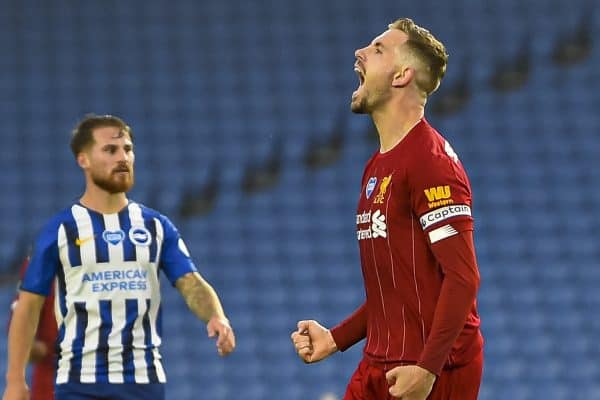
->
[417,226,480,375]
[330,302,367,351]
[410,152,473,233]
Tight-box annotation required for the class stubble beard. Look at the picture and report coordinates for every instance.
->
[351,97,368,114]
[351,89,370,114]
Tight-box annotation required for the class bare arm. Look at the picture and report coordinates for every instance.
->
[175,272,235,356]
[10,298,50,363]
[175,272,226,322]
[4,291,45,399]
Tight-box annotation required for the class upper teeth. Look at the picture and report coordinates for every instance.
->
[355,68,364,83]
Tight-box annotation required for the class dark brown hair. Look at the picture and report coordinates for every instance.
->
[70,114,132,157]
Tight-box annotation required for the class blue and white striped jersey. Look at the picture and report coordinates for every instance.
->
[21,201,197,384]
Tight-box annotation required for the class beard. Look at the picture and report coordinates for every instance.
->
[91,170,134,194]
[351,89,375,114]
[351,86,367,114]
[351,95,369,114]
[351,83,378,114]
[351,84,391,114]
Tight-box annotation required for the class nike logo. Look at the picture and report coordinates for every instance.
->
[75,236,94,246]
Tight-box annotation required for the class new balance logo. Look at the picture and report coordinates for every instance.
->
[371,210,387,238]
[356,209,387,240]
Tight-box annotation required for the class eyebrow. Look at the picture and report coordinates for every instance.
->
[373,41,386,49]
[101,142,133,149]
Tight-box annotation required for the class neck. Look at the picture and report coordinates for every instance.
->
[371,95,425,153]
[79,185,128,214]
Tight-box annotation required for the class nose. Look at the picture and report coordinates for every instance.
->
[117,148,130,162]
[355,47,366,60]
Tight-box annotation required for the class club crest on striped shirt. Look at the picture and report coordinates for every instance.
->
[129,227,152,246]
[366,177,377,199]
[102,230,125,245]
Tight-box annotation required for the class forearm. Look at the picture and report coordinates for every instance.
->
[6,292,44,382]
[175,272,226,322]
[418,270,477,374]
[330,302,367,351]
[418,230,480,375]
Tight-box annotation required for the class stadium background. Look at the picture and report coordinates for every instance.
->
[0,0,598,399]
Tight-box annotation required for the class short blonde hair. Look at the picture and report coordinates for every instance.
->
[389,18,449,96]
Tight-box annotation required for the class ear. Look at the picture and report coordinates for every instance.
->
[77,152,90,169]
[391,67,415,88]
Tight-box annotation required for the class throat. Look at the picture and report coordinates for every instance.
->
[79,190,129,214]
[377,118,422,153]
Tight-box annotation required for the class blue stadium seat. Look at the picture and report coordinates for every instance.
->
[1,1,599,399]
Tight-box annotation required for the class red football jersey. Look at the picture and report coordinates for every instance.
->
[9,259,57,400]
[334,118,482,372]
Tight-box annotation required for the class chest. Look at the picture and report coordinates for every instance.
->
[358,159,412,212]
[59,219,161,268]
[356,164,413,241]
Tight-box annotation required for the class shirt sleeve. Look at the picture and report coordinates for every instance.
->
[21,222,60,296]
[410,151,473,237]
[158,215,198,286]
[330,302,367,351]
[417,229,480,375]
[409,145,480,374]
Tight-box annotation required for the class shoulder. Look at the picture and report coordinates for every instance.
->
[406,120,451,161]
[37,205,78,239]
[408,122,465,171]
[362,151,380,176]
[29,205,77,257]
[365,150,379,167]
[131,201,163,219]
[404,124,472,202]
[129,201,178,230]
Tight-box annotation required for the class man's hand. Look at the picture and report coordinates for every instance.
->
[29,341,49,363]
[290,320,337,363]
[385,365,436,400]
[2,380,29,400]
[207,316,236,356]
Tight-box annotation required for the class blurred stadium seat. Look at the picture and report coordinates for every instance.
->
[0,0,599,399]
